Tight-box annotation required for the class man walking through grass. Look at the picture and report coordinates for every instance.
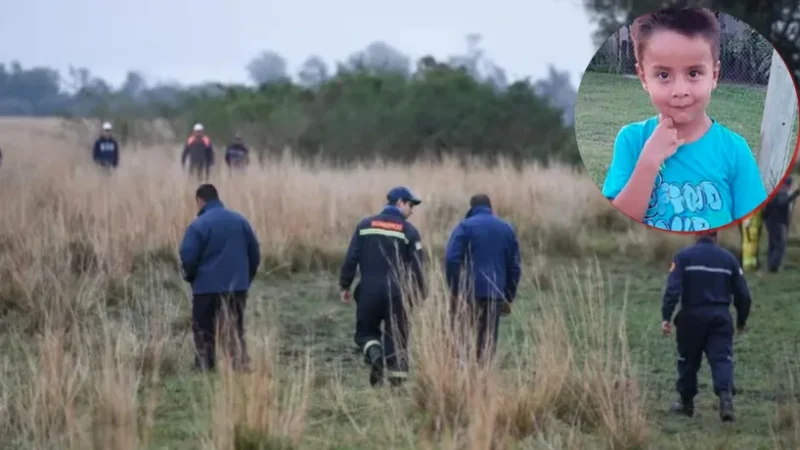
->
[762,176,799,273]
[224,134,250,171]
[661,230,751,422]
[92,122,120,170]
[182,123,214,181]
[179,184,261,372]
[339,186,426,387]
[444,194,521,366]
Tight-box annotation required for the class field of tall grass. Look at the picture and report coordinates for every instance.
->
[0,118,798,449]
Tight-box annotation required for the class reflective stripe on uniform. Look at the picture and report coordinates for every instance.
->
[684,265,732,275]
[363,339,381,355]
[359,228,408,243]
[386,370,408,379]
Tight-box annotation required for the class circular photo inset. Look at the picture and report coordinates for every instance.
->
[575,7,799,233]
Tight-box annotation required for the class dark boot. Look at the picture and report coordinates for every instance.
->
[719,392,735,422]
[365,345,384,387]
[669,397,694,417]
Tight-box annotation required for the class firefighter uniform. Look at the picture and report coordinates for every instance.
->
[339,187,426,387]
[763,177,799,272]
[661,232,751,422]
[182,124,214,180]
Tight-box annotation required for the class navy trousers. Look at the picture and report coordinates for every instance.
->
[353,284,410,380]
[674,307,736,399]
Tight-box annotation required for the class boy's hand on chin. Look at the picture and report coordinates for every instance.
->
[642,115,685,168]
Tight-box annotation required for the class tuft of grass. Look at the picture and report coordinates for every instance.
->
[205,333,314,450]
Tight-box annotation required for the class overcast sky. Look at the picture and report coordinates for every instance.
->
[0,0,599,89]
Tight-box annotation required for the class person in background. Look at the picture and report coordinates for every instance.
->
[182,123,214,180]
[92,122,120,170]
[762,176,800,272]
[661,231,751,422]
[444,193,521,366]
[225,134,251,171]
[339,186,426,387]
[179,184,261,372]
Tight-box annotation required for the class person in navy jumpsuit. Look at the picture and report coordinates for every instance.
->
[762,176,799,272]
[339,186,426,387]
[661,231,751,422]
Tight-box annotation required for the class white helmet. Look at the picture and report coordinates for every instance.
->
[193,123,204,132]
[102,122,112,131]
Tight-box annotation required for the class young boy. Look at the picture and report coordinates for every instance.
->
[601,7,767,232]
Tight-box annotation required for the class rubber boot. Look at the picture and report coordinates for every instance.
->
[365,345,384,387]
[669,397,694,417]
[719,392,735,422]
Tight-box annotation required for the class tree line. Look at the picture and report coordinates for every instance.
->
[0,36,581,167]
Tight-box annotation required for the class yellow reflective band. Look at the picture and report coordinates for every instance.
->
[386,370,408,379]
[363,340,381,355]
[359,228,408,243]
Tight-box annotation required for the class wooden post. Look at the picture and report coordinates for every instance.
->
[741,49,799,271]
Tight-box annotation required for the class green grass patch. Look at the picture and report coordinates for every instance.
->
[575,71,798,189]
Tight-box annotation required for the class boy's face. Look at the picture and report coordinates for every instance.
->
[636,29,720,126]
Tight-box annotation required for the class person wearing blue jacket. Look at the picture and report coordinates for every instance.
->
[179,184,261,372]
[339,186,426,387]
[92,122,120,170]
[444,194,521,365]
[661,231,751,422]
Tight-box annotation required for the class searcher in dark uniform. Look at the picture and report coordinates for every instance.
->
[661,231,751,422]
[762,176,799,272]
[338,186,427,387]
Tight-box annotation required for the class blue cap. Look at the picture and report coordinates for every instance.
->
[785,176,793,185]
[386,186,422,205]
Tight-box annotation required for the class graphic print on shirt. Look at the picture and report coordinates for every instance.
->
[643,171,724,231]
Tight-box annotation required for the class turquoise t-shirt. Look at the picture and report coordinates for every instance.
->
[601,116,767,231]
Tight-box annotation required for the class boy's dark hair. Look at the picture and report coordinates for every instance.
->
[470,193,492,209]
[631,7,721,64]
[196,184,219,201]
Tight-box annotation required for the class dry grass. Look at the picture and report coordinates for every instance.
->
[0,118,792,449]
[0,119,709,316]
[404,260,649,450]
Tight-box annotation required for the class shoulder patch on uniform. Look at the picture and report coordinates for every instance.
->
[669,262,675,272]
[370,220,404,232]
[739,267,743,275]
[415,241,423,251]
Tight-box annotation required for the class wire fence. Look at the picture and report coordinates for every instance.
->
[586,12,775,86]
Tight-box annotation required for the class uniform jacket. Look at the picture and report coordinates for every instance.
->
[661,237,751,327]
[179,200,261,295]
[182,134,214,168]
[444,206,521,302]
[339,206,426,300]
[763,187,800,225]
[93,136,119,167]
[225,143,249,167]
